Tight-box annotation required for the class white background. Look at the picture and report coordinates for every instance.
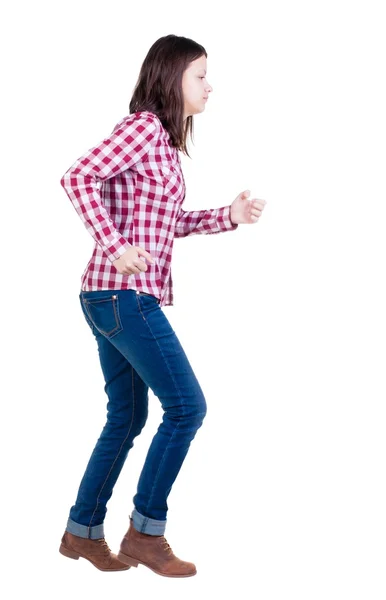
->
[1,0,385,598]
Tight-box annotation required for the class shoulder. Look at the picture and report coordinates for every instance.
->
[113,111,163,136]
[112,111,173,151]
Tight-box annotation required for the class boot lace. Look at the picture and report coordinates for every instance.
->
[160,536,173,556]
[96,538,111,556]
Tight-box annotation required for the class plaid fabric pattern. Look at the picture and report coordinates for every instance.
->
[60,111,238,306]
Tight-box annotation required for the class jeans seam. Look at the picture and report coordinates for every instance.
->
[136,294,186,518]
[80,297,98,337]
[87,363,136,533]
[146,422,181,517]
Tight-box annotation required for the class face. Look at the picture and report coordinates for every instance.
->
[182,55,213,120]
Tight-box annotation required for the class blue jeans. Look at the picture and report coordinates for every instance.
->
[65,289,207,539]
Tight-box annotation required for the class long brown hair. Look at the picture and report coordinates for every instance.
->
[129,34,207,158]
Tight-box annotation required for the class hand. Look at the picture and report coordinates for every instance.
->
[113,246,154,276]
[230,190,267,225]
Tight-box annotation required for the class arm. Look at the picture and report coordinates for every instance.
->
[60,113,158,262]
[174,204,239,238]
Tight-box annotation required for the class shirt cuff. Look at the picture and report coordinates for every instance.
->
[103,238,132,263]
[216,205,239,231]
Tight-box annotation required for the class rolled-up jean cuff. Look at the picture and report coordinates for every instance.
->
[66,517,104,540]
[131,508,166,536]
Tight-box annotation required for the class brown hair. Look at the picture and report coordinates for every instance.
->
[129,34,207,158]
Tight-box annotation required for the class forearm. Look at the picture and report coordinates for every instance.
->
[174,205,238,238]
[60,170,131,261]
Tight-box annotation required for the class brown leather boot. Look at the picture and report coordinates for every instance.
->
[118,518,197,578]
[59,531,131,572]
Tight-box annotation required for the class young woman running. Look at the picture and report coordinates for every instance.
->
[59,33,266,578]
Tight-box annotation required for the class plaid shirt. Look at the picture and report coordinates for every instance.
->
[60,111,238,307]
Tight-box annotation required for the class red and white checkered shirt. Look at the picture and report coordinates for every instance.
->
[60,110,238,307]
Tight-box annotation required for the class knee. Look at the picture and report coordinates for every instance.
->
[135,408,149,434]
[168,392,207,426]
[131,404,149,436]
[196,395,207,423]
[107,404,148,436]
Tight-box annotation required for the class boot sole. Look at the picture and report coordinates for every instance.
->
[59,543,131,572]
[117,550,196,578]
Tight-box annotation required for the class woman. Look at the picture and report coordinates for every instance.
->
[58,33,266,578]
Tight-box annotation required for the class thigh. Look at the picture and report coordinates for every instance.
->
[79,291,149,414]
[131,293,206,413]
[80,289,205,414]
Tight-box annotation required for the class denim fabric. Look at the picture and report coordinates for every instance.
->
[65,289,207,539]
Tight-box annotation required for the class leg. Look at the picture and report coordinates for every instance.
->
[78,289,207,536]
[66,295,149,540]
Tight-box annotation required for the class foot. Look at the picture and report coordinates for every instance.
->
[59,531,131,572]
[118,517,197,578]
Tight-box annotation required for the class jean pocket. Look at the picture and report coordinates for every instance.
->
[81,293,123,339]
[137,291,160,303]
[136,291,161,312]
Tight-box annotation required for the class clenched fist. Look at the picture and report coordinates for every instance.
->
[113,246,154,276]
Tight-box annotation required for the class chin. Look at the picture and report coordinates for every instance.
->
[186,105,205,118]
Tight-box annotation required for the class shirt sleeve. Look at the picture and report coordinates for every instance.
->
[60,113,158,263]
[174,204,239,238]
